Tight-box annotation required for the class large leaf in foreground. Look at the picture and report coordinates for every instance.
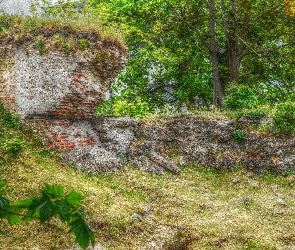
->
[69,218,95,250]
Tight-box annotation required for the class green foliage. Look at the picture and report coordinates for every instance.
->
[255,83,295,105]
[223,84,258,110]
[0,135,26,156]
[0,183,94,250]
[231,129,246,142]
[35,39,47,54]
[236,108,269,119]
[78,38,89,51]
[0,103,21,130]
[88,0,295,110]
[113,97,150,118]
[273,101,295,134]
[96,97,150,118]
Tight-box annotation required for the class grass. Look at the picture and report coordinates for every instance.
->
[1,148,295,249]
[0,14,126,53]
[1,105,295,249]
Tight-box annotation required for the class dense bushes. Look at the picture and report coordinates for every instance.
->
[223,84,258,110]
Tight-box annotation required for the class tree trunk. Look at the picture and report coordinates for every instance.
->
[208,0,224,106]
[228,51,240,82]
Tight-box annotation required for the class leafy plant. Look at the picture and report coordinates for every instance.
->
[236,108,269,119]
[223,84,258,110]
[78,38,89,51]
[96,97,150,118]
[231,129,246,142]
[0,182,94,250]
[35,39,47,54]
[273,101,295,134]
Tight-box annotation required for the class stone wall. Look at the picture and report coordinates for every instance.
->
[70,115,294,175]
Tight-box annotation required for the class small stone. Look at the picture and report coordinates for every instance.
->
[232,177,241,184]
[243,197,251,205]
[150,196,156,201]
[271,185,278,191]
[278,198,287,205]
[143,205,151,213]
[131,213,142,221]
[117,214,123,219]
[275,211,283,216]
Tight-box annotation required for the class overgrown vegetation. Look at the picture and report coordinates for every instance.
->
[0,12,126,54]
[273,101,295,135]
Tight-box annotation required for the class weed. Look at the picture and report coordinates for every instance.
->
[231,129,246,142]
[78,38,89,51]
[62,43,68,52]
[35,39,47,54]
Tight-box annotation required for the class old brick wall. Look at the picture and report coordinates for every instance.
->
[0,49,124,119]
[0,46,126,153]
[0,49,17,112]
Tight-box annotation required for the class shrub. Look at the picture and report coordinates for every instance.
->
[78,38,89,51]
[96,97,150,118]
[223,84,258,110]
[236,108,269,119]
[231,129,246,142]
[273,101,295,134]
[113,97,150,118]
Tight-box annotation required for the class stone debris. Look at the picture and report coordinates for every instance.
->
[131,213,142,221]
[232,177,241,184]
[277,198,287,206]
[63,145,123,174]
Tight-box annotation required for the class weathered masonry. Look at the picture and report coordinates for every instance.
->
[0,44,126,149]
[1,37,295,175]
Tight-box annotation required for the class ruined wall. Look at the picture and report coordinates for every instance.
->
[0,48,125,119]
[1,42,294,176]
[0,40,127,153]
[78,115,295,175]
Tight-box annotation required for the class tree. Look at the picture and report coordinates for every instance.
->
[90,0,295,109]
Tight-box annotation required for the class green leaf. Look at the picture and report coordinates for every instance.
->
[0,181,6,189]
[14,198,33,208]
[0,197,10,211]
[66,190,85,206]
[0,229,4,235]
[54,199,74,221]
[69,218,95,250]
[39,200,54,224]
[42,184,64,199]
[7,213,21,226]
[0,189,6,196]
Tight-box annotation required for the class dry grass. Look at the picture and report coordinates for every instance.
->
[0,14,126,52]
[1,147,295,250]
